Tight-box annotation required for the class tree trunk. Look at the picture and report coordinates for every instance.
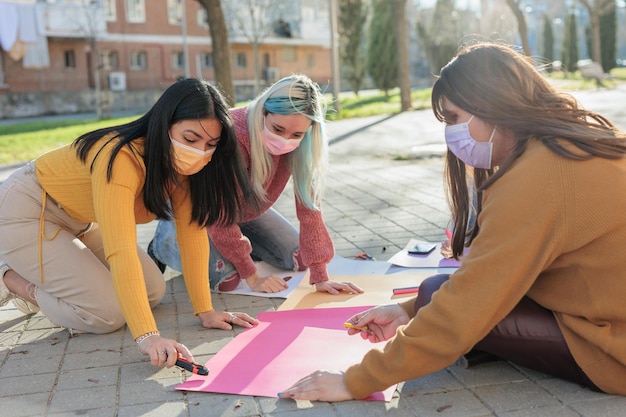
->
[505,0,531,56]
[198,0,235,106]
[252,41,261,96]
[578,0,605,66]
[395,0,411,111]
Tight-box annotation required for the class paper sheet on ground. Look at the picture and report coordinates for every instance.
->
[176,306,396,401]
[278,270,433,310]
[214,262,306,298]
[216,255,395,298]
[387,239,464,268]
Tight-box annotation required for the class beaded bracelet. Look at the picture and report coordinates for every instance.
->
[135,331,160,345]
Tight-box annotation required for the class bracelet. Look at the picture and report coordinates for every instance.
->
[135,331,160,345]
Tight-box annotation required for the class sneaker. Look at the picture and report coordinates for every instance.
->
[0,261,13,308]
[147,240,166,273]
[0,261,40,315]
[12,297,40,315]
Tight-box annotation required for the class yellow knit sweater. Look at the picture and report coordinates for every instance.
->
[35,136,213,338]
[345,139,626,397]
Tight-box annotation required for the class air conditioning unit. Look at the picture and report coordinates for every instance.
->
[108,72,127,91]
[265,67,279,82]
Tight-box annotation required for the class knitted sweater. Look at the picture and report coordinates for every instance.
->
[344,139,626,397]
[207,106,334,284]
[35,136,213,338]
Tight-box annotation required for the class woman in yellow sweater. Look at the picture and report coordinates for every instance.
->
[0,78,260,369]
[279,42,626,400]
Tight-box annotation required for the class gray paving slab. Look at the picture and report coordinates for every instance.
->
[1,85,626,416]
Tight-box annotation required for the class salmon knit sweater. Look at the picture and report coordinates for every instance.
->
[345,139,626,397]
[207,107,334,284]
[35,137,213,338]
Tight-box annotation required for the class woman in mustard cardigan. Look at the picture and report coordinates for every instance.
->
[0,78,260,370]
[279,42,626,401]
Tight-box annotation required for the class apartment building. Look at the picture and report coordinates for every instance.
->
[0,0,332,119]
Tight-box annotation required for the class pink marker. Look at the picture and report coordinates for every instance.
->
[445,228,453,240]
[393,286,420,295]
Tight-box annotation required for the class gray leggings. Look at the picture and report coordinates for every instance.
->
[415,274,601,391]
[0,162,165,334]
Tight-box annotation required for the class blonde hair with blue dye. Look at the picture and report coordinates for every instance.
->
[247,74,328,210]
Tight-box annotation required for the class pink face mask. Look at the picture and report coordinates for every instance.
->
[261,126,303,155]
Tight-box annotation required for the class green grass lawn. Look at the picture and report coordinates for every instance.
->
[0,88,432,165]
[543,65,626,90]
[0,116,140,164]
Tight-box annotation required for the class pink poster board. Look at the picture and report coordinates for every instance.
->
[176,306,397,401]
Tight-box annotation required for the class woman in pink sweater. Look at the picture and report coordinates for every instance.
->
[279,43,626,400]
[149,75,362,295]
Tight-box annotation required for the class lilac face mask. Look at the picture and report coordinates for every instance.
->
[444,115,496,169]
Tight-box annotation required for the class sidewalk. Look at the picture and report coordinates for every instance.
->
[2,90,626,416]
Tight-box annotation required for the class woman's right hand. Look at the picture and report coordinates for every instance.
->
[345,304,410,343]
[137,334,194,369]
[440,238,454,259]
[246,272,289,293]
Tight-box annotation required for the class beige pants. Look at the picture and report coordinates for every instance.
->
[0,162,165,334]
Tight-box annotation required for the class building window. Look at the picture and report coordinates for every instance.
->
[167,0,182,25]
[103,0,116,21]
[99,50,118,70]
[235,52,246,68]
[172,52,185,70]
[282,47,296,62]
[199,53,213,69]
[64,50,76,69]
[197,8,208,28]
[126,0,145,23]
[130,51,147,70]
[307,53,314,68]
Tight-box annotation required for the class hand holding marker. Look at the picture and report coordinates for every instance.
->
[176,354,209,375]
[343,322,368,331]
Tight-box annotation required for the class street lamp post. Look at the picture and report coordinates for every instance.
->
[329,0,340,113]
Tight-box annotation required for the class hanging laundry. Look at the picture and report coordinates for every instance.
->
[0,2,19,52]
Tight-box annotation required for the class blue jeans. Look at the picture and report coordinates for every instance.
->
[151,208,300,289]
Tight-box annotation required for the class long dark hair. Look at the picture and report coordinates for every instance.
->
[431,42,626,258]
[73,78,260,227]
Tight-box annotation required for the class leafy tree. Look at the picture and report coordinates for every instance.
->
[561,11,579,73]
[415,0,458,77]
[599,2,616,72]
[338,0,368,95]
[366,0,398,95]
[542,14,554,72]
[577,0,615,67]
[197,0,235,106]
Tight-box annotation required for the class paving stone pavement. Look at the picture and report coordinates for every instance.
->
[2,85,626,416]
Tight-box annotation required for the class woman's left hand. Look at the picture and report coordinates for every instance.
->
[315,280,363,295]
[278,370,354,402]
[197,310,257,330]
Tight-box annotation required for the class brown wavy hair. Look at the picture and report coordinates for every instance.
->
[431,42,626,258]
